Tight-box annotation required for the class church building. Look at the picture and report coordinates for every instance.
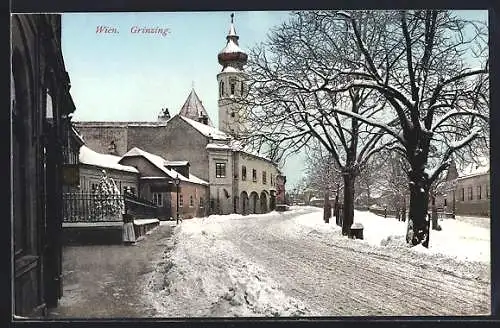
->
[74,14,282,215]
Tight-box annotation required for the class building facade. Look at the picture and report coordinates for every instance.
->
[119,147,209,219]
[77,145,139,194]
[437,159,490,217]
[72,14,282,217]
[11,14,76,316]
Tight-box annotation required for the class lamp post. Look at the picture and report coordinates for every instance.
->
[174,175,181,224]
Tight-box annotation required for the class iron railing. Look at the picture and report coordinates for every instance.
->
[123,191,165,219]
[63,192,162,222]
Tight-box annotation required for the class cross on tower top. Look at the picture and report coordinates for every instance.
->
[231,13,234,23]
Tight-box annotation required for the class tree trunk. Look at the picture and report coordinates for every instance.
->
[342,173,356,236]
[334,193,340,226]
[324,190,331,223]
[431,193,441,231]
[401,196,407,222]
[406,179,431,247]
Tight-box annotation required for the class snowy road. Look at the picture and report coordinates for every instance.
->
[143,207,490,317]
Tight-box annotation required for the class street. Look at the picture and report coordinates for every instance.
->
[143,207,490,317]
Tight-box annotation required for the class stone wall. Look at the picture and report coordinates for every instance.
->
[73,124,128,156]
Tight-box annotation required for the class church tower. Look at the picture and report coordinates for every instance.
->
[217,13,248,137]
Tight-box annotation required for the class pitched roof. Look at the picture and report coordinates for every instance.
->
[79,145,139,173]
[120,147,208,185]
[179,89,213,127]
[457,156,489,180]
[179,115,229,140]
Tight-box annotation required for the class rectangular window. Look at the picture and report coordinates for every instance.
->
[242,166,247,181]
[216,163,226,178]
[270,174,273,186]
[241,82,244,95]
[461,188,465,201]
[179,194,184,207]
[190,195,194,207]
[152,193,163,206]
[444,198,447,207]
[230,83,235,95]
[477,186,482,200]
[252,169,257,182]
[262,171,267,185]
[486,185,490,199]
[468,187,473,201]
[199,197,204,208]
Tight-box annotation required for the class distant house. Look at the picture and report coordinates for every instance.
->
[119,147,209,219]
[78,145,139,194]
[437,157,490,217]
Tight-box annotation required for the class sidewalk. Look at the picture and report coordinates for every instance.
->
[48,221,176,318]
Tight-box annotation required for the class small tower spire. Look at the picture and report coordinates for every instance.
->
[218,13,247,71]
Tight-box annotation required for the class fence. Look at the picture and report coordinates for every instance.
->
[63,192,161,222]
[123,191,164,219]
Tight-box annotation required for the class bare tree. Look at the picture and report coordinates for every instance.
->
[369,149,409,221]
[240,11,393,236]
[308,10,489,247]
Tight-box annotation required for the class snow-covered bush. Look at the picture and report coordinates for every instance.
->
[92,170,125,221]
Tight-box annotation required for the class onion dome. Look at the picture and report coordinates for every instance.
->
[217,13,248,71]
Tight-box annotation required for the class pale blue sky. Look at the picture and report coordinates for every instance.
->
[61,10,487,188]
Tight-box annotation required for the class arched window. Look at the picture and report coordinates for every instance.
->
[219,81,224,97]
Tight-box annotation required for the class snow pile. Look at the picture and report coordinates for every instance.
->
[350,210,490,263]
[280,208,489,264]
[143,211,313,317]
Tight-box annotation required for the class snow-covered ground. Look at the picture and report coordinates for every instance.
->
[142,206,490,317]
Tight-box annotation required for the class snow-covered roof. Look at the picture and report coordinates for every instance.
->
[79,145,139,173]
[458,156,489,180]
[206,143,233,150]
[121,147,208,185]
[74,121,169,128]
[165,160,189,166]
[220,39,244,54]
[179,115,229,140]
[205,140,276,165]
[221,66,242,73]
